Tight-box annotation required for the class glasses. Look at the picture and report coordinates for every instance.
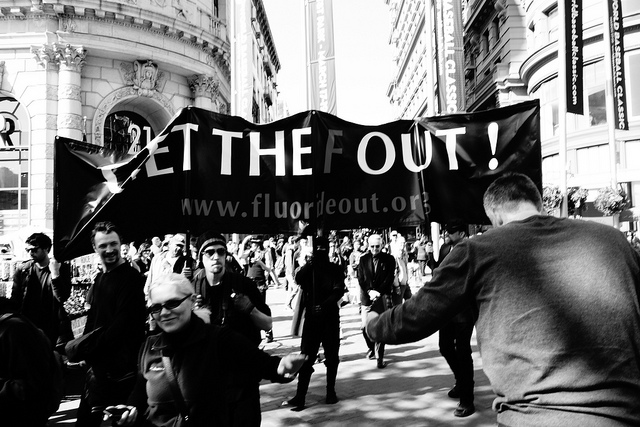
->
[369,245,381,248]
[203,247,226,258]
[27,247,40,253]
[148,295,191,315]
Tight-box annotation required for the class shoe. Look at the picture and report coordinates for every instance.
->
[282,396,305,411]
[366,350,375,360]
[447,385,459,399]
[377,361,388,369]
[325,391,339,404]
[453,402,475,417]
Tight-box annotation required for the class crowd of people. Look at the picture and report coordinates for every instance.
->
[1,173,640,426]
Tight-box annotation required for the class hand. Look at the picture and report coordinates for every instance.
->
[393,285,402,295]
[193,307,212,324]
[233,293,255,314]
[182,265,193,279]
[277,353,308,378]
[368,290,380,300]
[49,258,61,278]
[103,405,137,426]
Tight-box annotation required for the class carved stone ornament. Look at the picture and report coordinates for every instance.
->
[54,44,87,71]
[187,74,220,101]
[31,44,57,69]
[120,60,166,97]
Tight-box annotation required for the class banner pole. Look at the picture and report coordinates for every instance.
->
[557,0,569,218]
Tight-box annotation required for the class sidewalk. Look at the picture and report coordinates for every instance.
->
[259,287,497,427]
[50,284,499,427]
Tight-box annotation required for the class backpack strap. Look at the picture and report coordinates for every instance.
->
[162,355,190,423]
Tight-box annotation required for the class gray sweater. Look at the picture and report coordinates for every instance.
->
[368,215,640,426]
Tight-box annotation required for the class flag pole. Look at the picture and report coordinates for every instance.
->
[557,0,569,218]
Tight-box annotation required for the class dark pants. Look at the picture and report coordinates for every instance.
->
[438,320,475,404]
[295,314,340,399]
[75,368,137,427]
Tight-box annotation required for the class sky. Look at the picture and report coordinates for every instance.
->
[262,0,398,125]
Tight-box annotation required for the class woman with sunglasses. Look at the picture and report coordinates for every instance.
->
[104,273,306,426]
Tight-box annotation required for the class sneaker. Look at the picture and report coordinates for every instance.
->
[377,361,388,369]
[453,402,475,417]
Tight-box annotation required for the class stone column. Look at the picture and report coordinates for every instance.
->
[30,43,60,231]
[54,43,86,140]
[187,74,219,111]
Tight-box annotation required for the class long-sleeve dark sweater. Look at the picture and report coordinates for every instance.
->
[368,215,640,426]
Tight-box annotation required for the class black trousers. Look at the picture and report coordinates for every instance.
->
[438,320,475,404]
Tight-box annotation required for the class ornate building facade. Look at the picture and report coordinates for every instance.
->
[0,0,279,236]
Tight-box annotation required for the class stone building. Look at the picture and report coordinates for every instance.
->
[0,0,280,239]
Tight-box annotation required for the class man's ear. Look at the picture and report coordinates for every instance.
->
[486,208,504,227]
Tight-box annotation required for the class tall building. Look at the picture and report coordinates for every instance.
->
[0,0,279,237]
[386,0,640,230]
[386,0,431,119]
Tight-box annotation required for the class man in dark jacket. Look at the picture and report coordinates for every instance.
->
[283,236,345,410]
[191,231,272,426]
[74,221,146,427]
[358,234,396,369]
[10,232,72,349]
[0,297,63,426]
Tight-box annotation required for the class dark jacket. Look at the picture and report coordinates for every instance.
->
[129,315,290,427]
[10,260,72,346]
[0,308,63,426]
[357,251,396,308]
[295,256,345,319]
[83,262,146,379]
[191,269,270,346]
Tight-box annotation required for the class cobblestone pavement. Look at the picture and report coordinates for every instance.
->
[50,281,499,427]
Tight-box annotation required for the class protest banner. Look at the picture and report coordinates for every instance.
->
[54,100,540,260]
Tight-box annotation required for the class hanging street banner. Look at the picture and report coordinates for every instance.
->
[435,0,466,113]
[607,0,628,130]
[305,0,338,114]
[565,0,583,115]
[54,100,540,261]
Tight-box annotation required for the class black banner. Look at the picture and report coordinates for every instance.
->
[607,0,628,130]
[565,0,583,115]
[54,101,541,260]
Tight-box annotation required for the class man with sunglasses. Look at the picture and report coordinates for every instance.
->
[75,221,146,427]
[357,233,396,369]
[190,231,273,426]
[10,232,72,350]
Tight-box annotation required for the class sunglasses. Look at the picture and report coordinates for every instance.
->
[148,295,191,315]
[203,247,226,258]
[27,247,40,253]
[369,245,381,248]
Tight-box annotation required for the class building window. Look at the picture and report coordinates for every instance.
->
[588,89,606,126]
[624,140,640,169]
[576,144,609,174]
[627,51,640,118]
[481,30,489,54]
[545,6,558,44]
[492,18,500,46]
[542,154,560,183]
[0,97,29,232]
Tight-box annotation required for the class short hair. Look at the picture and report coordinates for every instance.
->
[149,273,194,300]
[483,173,543,214]
[91,221,122,246]
[25,233,52,251]
[368,234,382,245]
[445,221,468,236]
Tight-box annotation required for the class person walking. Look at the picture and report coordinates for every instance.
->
[283,236,345,411]
[367,173,640,426]
[358,234,396,369]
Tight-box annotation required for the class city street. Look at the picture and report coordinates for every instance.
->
[50,284,498,427]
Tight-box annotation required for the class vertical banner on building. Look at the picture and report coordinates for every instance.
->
[607,0,628,130]
[305,0,338,114]
[565,0,583,115]
[435,0,465,113]
[234,0,253,121]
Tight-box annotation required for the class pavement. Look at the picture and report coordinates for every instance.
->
[50,279,499,427]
